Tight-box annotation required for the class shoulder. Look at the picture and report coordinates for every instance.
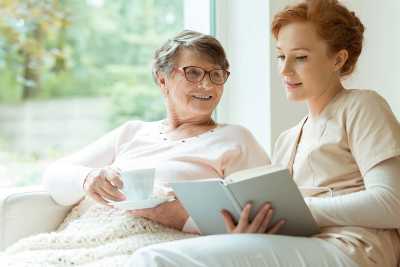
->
[117,120,146,135]
[341,89,391,114]
[338,89,398,128]
[215,124,259,144]
[114,119,159,143]
[344,88,385,101]
[213,124,267,156]
[215,124,270,172]
[337,90,400,174]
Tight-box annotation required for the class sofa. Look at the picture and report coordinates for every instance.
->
[0,186,72,250]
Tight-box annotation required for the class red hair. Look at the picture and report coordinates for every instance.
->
[271,0,364,76]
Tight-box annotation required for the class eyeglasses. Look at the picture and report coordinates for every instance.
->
[176,66,230,85]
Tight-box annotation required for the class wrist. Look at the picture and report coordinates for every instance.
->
[83,168,96,191]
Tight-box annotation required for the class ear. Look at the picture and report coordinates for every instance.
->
[333,49,349,72]
[156,72,169,96]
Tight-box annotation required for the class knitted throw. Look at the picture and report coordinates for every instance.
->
[0,200,196,267]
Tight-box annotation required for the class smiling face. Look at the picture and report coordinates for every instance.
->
[276,22,344,102]
[157,48,225,122]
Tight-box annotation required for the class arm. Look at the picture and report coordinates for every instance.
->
[222,126,271,176]
[42,123,131,206]
[305,157,400,228]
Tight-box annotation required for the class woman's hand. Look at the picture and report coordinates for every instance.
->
[129,198,189,231]
[221,202,286,234]
[83,166,126,205]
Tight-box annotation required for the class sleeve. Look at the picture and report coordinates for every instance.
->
[42,121,140,206]
[182,216,201,234]
[346,91,400,175]
[222,126,271,176]
[305,156,400,228]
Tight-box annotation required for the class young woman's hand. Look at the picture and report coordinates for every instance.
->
[129,197,189,231]
[83,166,126,205]
[221,202,286,234]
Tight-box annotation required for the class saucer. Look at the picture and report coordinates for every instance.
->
[112,195,175,210]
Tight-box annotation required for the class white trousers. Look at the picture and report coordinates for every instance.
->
[126,234,359,267]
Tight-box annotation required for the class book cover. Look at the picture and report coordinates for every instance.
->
[170,165,320,236]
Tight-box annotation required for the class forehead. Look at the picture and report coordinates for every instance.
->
[276,22,326,52]
[175,48,219,69]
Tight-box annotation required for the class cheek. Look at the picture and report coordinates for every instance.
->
[215,86,224,98]
[172,81,192,98]
[298,64,313,82]
[299,61,328,83]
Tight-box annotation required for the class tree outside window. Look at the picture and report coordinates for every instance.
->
[0,0,183,186]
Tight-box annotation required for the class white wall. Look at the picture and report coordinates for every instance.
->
[215,0,272,152]
[215,0,305,154]
[216,0,399,155]
[341,0,400,118]
[183,0,210,33]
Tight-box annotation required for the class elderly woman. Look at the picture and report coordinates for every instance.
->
[0,30,271,266]
[127,1,400,267]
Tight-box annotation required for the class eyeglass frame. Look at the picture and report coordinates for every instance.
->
[175,66,230,85]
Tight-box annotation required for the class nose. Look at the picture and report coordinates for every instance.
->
[279,59,294,77]
[199,74,215,90]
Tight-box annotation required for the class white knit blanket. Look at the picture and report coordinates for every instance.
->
[0,200,196,267]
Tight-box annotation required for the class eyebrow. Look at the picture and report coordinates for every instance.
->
[276,46,311,52]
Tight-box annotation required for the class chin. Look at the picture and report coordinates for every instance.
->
[286,92,306,102]
[192,103,217,114]
[286,92,299,101]
[195,109,214,116]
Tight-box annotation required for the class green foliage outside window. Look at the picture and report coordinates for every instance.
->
[0,0,183,186]
[0,0,183,123]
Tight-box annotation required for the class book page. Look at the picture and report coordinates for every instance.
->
[224,164,287,184]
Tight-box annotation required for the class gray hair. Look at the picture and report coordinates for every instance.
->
[152,30,229,83]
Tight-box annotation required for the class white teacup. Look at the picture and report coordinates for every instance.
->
[120,168,155,201]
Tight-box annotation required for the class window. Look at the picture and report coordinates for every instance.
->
[0,0,192,187]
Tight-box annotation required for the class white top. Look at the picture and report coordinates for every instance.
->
[42,121,270,231]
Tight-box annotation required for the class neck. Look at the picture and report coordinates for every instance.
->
[165,111,215,130]
[307,82,344,119]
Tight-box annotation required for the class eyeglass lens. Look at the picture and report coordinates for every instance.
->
[184,67,228,85]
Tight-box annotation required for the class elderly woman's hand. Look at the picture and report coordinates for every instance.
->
[221,202,286,234]
[83,166,126,205]
[129,197,189,231]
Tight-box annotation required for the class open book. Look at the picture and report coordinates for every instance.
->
[170,165,320,236]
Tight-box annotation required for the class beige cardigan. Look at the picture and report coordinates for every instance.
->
[273,89,400,267]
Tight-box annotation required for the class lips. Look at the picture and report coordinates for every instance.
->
[285,81,302,86]
[192,95,212,101]
[284,81,302,90]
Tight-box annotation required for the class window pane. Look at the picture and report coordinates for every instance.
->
[0,0,183,187]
